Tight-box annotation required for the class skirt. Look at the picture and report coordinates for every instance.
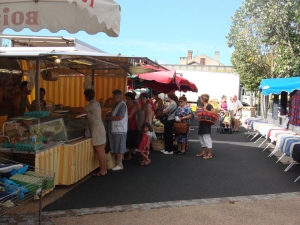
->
[109,133,127,154]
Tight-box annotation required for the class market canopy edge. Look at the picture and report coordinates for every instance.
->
[0,0,121,36]
[259,77,300,95]
[0,50,167,76]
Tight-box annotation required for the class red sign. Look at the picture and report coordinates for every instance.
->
[0,7,38,26]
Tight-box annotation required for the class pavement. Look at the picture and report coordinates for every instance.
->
[1,117,300,224]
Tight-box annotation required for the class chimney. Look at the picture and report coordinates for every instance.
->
[215,51,219,62]
[188,50,193,61]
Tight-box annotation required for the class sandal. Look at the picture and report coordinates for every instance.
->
[203,155,213,159]
[92,172,106,177]
[178,151,186,155]
[141,160,151,166]
[196,153,206,157]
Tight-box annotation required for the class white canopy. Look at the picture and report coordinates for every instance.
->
[0,0,121,36]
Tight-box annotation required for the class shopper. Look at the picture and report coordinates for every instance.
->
[124,92,138,161]
[153,92,164,120]
[137,92,153,141]
[174,96,192,155]
[196,94,216,159]
[231,95,243,132]
[106,89,128,171]
[138,122,152,166]
[83,89,107,177]
[161,92,178,155]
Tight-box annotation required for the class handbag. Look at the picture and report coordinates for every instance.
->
[173,122,189,134]
[85,127,92,138]
[160,107,176,124]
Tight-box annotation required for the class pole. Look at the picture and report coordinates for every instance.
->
[91,69,95,90]
[38,192,42,225]
[35,58,40,111]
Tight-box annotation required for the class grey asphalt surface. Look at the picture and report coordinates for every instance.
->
[50,196,300,225]
[44,117,300,211]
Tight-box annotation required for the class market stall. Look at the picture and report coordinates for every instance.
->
[259,77,300,134]
[0,48,165,186]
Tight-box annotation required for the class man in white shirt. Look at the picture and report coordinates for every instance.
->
[231,95,243,132]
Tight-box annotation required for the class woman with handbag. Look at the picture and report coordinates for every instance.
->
[106,89,128,171]
[196,94,216,159]
[174,96,192,155]
[68,89,107,176]
[161,92,178,155]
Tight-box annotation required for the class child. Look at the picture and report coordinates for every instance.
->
[223,111,231,128]
[138,122,152,166]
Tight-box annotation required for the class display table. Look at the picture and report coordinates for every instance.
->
[0,137,99,186]
[35,138,98,185]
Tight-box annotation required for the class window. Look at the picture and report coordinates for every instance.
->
[200,58,206,65]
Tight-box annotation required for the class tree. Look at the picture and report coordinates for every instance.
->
[243,0,300,77]
[227,2,273,96]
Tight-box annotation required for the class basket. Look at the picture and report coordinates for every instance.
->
[197,109,218,125]
[152,139,165,151]
[173,122,189,134]
[106,151,116,170]
[152,126,164,133]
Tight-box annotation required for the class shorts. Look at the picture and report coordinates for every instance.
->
[199,134,212,148]
[234,116,242,120]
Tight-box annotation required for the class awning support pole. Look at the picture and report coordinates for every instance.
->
[35,58,40,111]
[91,69,95,90]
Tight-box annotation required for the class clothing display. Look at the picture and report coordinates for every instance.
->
[289,90,300,126]
[272,94,279,120]
[0,164,23,174]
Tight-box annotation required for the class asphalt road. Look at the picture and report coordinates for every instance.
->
[44,118,300,211]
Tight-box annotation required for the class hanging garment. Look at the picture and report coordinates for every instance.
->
[272,95,279,120]
[289,90,300,126]
[280,91,288,115]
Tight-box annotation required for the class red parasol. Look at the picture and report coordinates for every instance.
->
[175,76,198,92]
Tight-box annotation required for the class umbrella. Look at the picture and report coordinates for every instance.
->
[0,0,120,36]
[136,68,179,93]
[175,76,198,92]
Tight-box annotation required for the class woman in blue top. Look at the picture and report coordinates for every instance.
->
[174,96,192,155]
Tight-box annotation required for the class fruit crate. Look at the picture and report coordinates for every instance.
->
[0,157,55,224]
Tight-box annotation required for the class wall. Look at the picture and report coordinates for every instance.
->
[163,64,235,73]
[29,76,127,107]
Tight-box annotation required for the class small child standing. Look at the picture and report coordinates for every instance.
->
[139,122,151,166]
[223,111,231,128]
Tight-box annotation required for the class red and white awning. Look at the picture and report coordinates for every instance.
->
[0,0,121,36]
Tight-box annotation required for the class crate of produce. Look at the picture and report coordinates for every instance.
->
[24,111,50,118]
[9,174,43,195]
[1,142,16,149]
[15,142,44,152]
[25,171,54,190]
[152,139,165,151]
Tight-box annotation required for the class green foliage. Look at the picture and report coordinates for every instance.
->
[227,0,300,89]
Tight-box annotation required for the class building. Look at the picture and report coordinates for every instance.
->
[180,50,224,66]
[161,50,235,73]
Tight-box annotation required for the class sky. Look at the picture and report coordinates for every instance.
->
[3,0,245,66]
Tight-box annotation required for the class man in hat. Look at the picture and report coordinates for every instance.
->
[231,95,243,132]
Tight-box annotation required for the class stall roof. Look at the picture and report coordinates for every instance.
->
[0,0,121,36]
[259,77,300,95]
[0,34,106,53]
[0,49,167,76]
